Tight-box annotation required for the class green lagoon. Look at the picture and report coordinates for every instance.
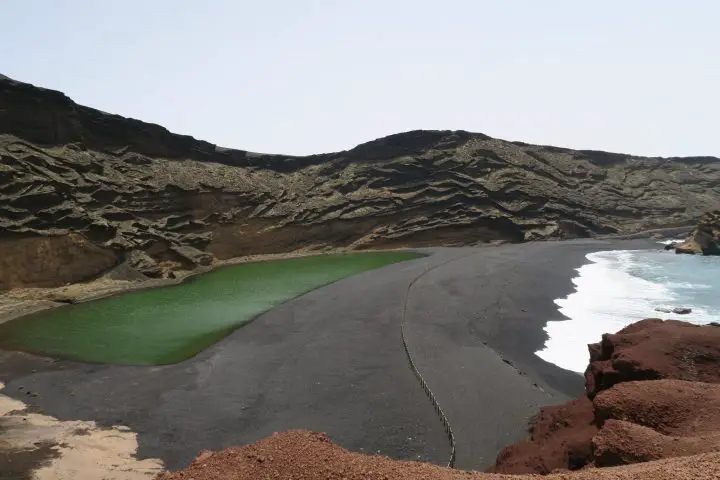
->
[0,251,423,365]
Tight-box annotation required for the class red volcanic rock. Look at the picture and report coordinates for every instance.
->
[593,379,720,435]
[591,380,720,467]
[493,320,720,475]
[593,419,720,467]
[585,319,720,398]
[491,397,596,474]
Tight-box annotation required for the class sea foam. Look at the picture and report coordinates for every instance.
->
[658,238,685,245]
[536,249,719,373]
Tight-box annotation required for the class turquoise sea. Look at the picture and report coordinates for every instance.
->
[537,242,720,372]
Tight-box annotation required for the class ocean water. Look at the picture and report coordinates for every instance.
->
[536,244,720,373]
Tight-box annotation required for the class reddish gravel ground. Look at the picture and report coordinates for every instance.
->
[156,429,720,480]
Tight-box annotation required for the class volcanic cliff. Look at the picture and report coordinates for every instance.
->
[2,75,720,290]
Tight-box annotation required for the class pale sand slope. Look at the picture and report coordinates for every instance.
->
[0,382,164,479]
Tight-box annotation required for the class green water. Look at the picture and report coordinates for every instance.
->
[0,251,423,365]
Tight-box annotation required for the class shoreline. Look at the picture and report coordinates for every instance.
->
[401,238,659,468]
[537,244,719,373]
[0,246,415,326]
[0,231,679,326]
[0,249,427,367]
[597,224,693,240]
[0,238,662,477]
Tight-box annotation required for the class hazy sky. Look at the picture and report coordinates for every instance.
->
[2,1,718,156]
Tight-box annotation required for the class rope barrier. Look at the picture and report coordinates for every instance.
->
[399,252,476,468]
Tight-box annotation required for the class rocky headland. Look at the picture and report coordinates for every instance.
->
[2,75,720,292]
[669,210,720,255]
[159,319,720,479]
[492,319,720,474]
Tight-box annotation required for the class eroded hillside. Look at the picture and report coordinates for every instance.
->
[2,76,719,289]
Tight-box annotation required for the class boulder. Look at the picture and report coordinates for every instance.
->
[584,319,720,398]
[592,418,720,467]
[127,250,163,278]
[673,210,720,255]
[593,379,720,434]
[655,307,692,314]
[490,397,596,474]
[171,245,214,267]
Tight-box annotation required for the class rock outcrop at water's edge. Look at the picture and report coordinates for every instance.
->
[491,319,720,474]
[157,320,720,479]
[584,319,720,396]
[2,75,720,290]
[671,210,720,255]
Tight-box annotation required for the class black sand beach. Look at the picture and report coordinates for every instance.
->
[0,239,656,472]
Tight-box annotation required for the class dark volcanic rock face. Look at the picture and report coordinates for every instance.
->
[2,76,720,288]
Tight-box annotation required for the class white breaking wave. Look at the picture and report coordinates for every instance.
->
[658,238,685,245]
[536,250,718,373]
[665,282,712,290]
